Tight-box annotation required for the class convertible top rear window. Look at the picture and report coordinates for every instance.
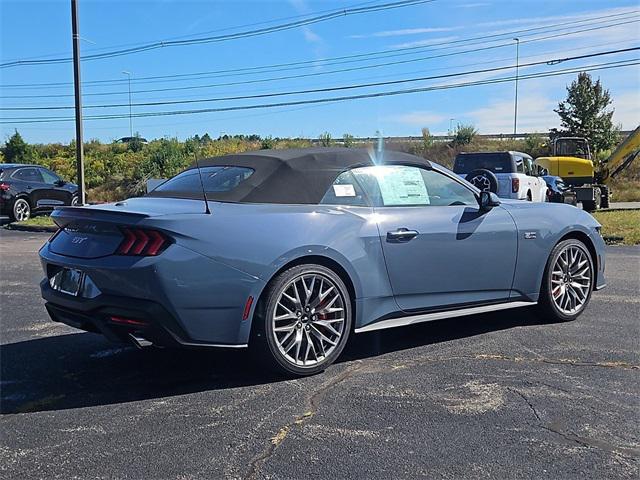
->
[153,166,254,194]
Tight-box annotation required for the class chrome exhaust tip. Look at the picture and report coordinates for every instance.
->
[129,333,153,349]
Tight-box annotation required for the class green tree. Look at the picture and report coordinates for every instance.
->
[3,130,31,162]
[342,133,355,148]
[451,124,477,146]
[553,72,617,154]
[319,132,333,147]
[421,127,433,150]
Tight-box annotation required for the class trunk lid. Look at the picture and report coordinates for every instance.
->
[48,197,206,259]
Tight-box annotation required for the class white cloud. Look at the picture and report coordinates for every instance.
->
[390,36,460,49]
[466,94,559,133]
[612,90,640,129]
[388,111,446,126]
[350,27,458,39]
[473,5,638,29]
[456,2,490,8]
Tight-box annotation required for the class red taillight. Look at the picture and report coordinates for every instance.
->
[117,227,169,256]
[109,315,148,327]
[511,178,520,193]
[0,182,10,191]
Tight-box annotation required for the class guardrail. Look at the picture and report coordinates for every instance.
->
[309,131,634,144]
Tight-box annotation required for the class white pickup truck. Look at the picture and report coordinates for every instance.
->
[453,151,548,202]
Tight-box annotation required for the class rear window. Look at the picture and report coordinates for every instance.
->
[453,153,513,174]
[153,166,254,194]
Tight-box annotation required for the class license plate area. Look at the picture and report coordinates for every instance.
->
[50,268,85,296]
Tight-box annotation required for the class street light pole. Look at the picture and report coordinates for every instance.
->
[122,70,133,137]
[449,118,456,135]
[513,37,520,136]
[71,0,85,205]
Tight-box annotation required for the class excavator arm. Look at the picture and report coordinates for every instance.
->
[604,125,640,181]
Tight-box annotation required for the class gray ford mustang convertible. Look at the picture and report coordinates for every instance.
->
[39,147,606,376]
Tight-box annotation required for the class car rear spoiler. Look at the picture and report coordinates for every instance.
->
[51,206,149,229]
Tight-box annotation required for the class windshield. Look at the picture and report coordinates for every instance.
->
[453,153,513,174]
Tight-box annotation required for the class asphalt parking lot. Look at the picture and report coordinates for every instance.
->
[1,229,638,479]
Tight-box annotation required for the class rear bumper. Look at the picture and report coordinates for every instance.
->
[41,280,247,348]
[39,242,266,347]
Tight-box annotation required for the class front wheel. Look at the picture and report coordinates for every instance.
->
[252,264,352,376]
[537,239,594,322]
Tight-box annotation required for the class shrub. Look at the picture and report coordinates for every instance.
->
[451,124,478,146]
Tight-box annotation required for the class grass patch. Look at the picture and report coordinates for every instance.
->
[16,215,56,227]
[593,210,640,245]
[6,214,56,231]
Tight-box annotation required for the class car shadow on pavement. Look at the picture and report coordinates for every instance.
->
[1,307,555,414]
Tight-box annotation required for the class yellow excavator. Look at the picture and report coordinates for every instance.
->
[534,125,640,211]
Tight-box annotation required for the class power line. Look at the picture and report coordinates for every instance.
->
[3,60,637,124]
[0,0,382,64]
[3,17,637,101]
[0,0,436,68]
[3,9,635,90]
[4,47,637,111]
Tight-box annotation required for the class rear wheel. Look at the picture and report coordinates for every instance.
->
[526,191,532,201]
[583,187,602,212]
[537,239,594,322]
[252,264,352,376]
[11,198,31,222]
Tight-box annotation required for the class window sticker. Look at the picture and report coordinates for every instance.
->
[376,167,430,205]
[333,184,356,197]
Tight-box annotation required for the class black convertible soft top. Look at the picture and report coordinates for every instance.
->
[149,147,432,204]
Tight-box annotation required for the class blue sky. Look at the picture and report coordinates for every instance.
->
[1,0,638,143]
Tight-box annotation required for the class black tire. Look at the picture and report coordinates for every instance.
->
[251,264,352,376]
[600,187,610,209]
[465,169,498,193]
[582,200,596,212]
[537,239,594,322]
[11,198,31,222]
[526,190,532,201]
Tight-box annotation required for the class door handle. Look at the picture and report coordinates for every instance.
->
[387,228,419,242]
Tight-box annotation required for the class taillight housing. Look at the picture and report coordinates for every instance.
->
[117,227,170,256]
[0,182,10,192]
[511,177,520,193]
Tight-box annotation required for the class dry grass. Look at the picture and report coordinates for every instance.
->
[593,210,640,245]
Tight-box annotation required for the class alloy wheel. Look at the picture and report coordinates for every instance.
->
[13,199,30,222]
[550,245,592,315]
[272,273,346,367]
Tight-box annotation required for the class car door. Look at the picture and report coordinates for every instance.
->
[11,167,48,207]
[38,168,72,205]
[351,165,518,312]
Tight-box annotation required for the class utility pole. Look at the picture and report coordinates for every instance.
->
[449,118,456,135]
[71,0,85,205]
[513,37,520,137]
[122,70,133,137]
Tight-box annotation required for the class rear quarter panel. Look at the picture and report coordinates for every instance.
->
[141,202,395,329]
[500,202,603,300]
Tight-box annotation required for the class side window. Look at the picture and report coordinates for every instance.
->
[515,157,525,174]
[351,165,477,207]
[39,168,60,184]
[12,168,44,183]
[523,158,533,176]
[320,170,369,206]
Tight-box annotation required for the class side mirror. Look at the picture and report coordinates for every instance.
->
[540,168,549,176]
[55,179,66,187]
[478,191,500,210]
